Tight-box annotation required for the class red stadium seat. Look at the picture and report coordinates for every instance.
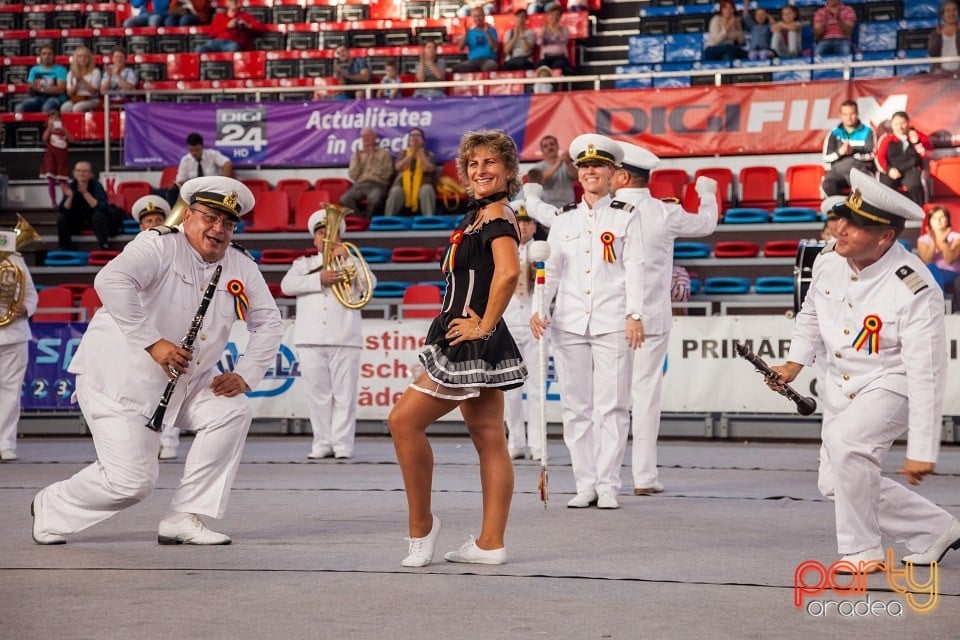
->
[88,250,120,266]
[681,182,722,216]
[929,157,960,205]
[648,169,689,201]
[292,189,332,231]
[232,51,266,80]
[79,287,102,322]
[58,283,93,304]
[276,179,312,215]
[693,167,735,214]
[784,164,825,209]
[314,177,353,205]
[400,283,442,319]
[259,249,302,264]
[159,166,178,189]
[738,166,780,210]
[391,247,436,263]
[34,287,78,322]
[165,53,200,81]
[116,181,152,210]
[763,239,800,258]
[241,178,273,198]
[713,241,760,258]
[344,216,370,232]
[246,190,290,232]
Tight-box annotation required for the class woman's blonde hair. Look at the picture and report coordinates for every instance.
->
[70,46,95,77]
[456,129,521,198]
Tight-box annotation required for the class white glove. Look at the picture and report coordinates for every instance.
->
[522,182,543,201]
[695,176,717,196]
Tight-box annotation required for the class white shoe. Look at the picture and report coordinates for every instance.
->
[528,449,542,462]
[401,514,441,567]
[902,519,960,566]
[31,489,66,545]
[633,481,664,496]
[836,547,885,574]
[566,491,598,508]
[158,446,178,460]
[158,514,231,545]
[308,446,333,460]
[507,447,524,460]
[597,493,620,509]
[444,537,507,565]
[334,451,352,459]
[1,448,17,461]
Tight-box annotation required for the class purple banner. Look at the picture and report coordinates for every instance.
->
[124,97,533,168]
[22,323,86,411]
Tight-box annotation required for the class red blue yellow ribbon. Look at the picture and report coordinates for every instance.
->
[600,231,616,263]
[852,314,882,354]
[227,279,248,321]
[441,230,464,274]
[535,261,545,285]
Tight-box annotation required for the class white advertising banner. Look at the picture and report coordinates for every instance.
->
[225,316,960,420]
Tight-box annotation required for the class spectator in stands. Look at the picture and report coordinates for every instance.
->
[132,194,171,232]
[413,41,447,98]
[0,228,38,462]
[280,207,374,460]
[195,0,264,53]
[40,109,72,209]
[532,64,555,93]
[918,205,960,308]
[821,100,876,197]
[99,48,139,104]
[812,0,856,57]
[770,5,803,58]
[503,9,536,71]
[16,45,67,114]
[456,0,497,18]
[704,0,746,62]
[332,44,372,100]
[385,127,438,217]
[341,128,394,218]
[58,161,112,250]
[61,46,102,114]
[532,135,577,207]
[165,0,210,27]
[124,0,171,27]
[928,0,960,73]
[376,61,401,99]
[742,7,774,60]
[875,111,933,206]
[537,4,573,74]
[169,132,233,205]
[454,6,500,73]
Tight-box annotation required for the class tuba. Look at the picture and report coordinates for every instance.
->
[164,197,189,227]
[315,204,373,309]
[0,214,43,327]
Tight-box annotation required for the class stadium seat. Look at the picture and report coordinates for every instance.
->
[649,169,689,200]
[693,167,735,213]
[372,281,411,298]
[400,283,443,319]
[358,247,393,263]
[314,177,353,205]
[44,250,89,267]
[241,178,273,197]
[763,240,800,258]
[58,283,93,304]
[754,276,795,294]
[369,216,413,231]
[246,190,290,232]
[784,164,825,208]
[159,165,178,189]
[738,166,780,210]
[34,286,78,322]
[411,215,456,230]
[713,241,760,258]
[117,181,153,209]
[702,277,751,295]
[121,218,141,234]
[722,208,770,224]
[672,241,711,259]
[292,189,332,231]
[259,249,301,264]
[275,178,312,215]
[79,287,102,322]
[88,250,120,266]
[772,207,819,223]
[344,216,370,232]
[929,157,960,204]
[391,247,437,263]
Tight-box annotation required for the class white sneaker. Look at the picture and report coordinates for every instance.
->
[308,446,333,460]
[1,448,17,461]
[507,447,524,460]
[444,537,507,565]
[528,449,542,462]
[333,451,352,459]
[633,482,664,496]
[836,547,885,574]
[566,491,598,508]
[902,519,960,566]
[158,446,178,460]
[401,514,441,568]
[597,493,620,509]
[31,488,66,545]
[158,514,231,545]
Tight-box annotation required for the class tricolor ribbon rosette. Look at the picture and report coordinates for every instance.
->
[441,229,464,274]
[227,279,249,321]
[852,314,882,354]
[600,231,616,263]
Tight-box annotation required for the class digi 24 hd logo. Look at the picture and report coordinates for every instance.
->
[216,107,267,164]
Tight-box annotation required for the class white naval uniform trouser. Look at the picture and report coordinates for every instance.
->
[299,345,360,456]
[818,387,955,555]
[40,375,252,536]
[629,332,669,488]
[503,326,544,455]
[0,342,27,453]
[553,328,632,496]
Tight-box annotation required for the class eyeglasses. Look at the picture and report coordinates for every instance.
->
[193,208,238,232]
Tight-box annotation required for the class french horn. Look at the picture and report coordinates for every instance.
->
[0,214,43,327]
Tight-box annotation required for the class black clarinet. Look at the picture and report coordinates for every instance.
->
[146,265,222,432]
[734,343,818,416]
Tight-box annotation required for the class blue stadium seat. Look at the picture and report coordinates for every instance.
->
[121,219,141,234]
[771,207,819,223]
[664,33,702,63]
[653,62,692,88]
[248,249,262,263]
[853,51,897,78]
[369,216,412,231]
[723,208,770,224]
[372,281,411,298]
[45,250,90,266]
[904,0,940,19]
[628,36,665,64]
[615,65,654,89]
[411,215,456,230]
[689,278,701,295]
[703,277,751,295]
[772,57,812,83]
[897,48,932,76]
[857,22,899,52]
[673,241,711,259]
[754,276,795,294]
[812,55,851,81]
[358,247,393,263]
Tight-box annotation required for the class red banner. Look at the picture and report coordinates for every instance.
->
[520,75,960,161]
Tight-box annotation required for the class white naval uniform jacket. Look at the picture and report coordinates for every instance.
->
[0,252,38,346]
[280,253,376,347]
[68,226,284,427]
[541,195,645,336]
[613,188,718,336]
[788,241,946,462]
[502,239,534,330]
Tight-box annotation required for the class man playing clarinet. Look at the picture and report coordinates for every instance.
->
[31,176,284,546]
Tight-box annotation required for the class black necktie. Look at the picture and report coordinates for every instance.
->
[197,159,204,177]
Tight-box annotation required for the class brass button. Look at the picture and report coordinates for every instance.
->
[843,374,850,381]
[843,329,850,335]
[585,290,591,295]
[585,248,590,253]
[825,290,830,295]
[587,230,592,235]
[585,269,591,274]
[835,352,842,358]
[849,393,856,399]
[851,275,858,281]
[200,335,206,341]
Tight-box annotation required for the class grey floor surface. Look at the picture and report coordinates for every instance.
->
[2,435,959,639]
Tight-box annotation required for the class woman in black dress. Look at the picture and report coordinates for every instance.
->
[389,130,526,567]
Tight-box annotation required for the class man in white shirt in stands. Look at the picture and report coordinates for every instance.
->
[167,132,233,205]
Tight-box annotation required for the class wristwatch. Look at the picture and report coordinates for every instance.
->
[628,313,642,321]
